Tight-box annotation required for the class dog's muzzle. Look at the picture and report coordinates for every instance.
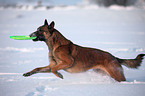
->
[29,31,45,41]
[29,32,38,41]
[30,32,37,37]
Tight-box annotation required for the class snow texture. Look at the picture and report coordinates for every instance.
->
[0,4,145,96]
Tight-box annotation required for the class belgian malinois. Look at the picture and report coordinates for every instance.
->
[23,20,145,82]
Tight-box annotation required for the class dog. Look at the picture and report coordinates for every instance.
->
[23,19,145,82]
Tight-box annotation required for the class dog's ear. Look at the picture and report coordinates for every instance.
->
[48,21,55,33]
[44,19,48,25]
[49,21,55,28]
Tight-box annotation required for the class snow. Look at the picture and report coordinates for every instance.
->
[0,47,45,53]
[0,4,145,96]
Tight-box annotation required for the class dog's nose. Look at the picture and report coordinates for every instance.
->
[29,32,37,37]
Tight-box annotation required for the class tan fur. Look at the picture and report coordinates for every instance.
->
[23,20,145,82]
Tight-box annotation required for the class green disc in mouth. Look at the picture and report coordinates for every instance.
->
[10,36,37,40]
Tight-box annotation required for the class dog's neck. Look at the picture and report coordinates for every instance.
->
[45,29,71,51]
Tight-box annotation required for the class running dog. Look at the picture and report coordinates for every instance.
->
[23,20,145,82]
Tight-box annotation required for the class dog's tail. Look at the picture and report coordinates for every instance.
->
[116,54,145,68]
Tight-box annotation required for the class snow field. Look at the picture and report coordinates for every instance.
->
[0,5,145,96]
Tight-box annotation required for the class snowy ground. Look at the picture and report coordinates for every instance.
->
[0,5,145,96]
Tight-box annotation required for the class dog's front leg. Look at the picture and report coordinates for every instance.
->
[51,53,74,79]
[23,66,51,77]
[23,54,61,77]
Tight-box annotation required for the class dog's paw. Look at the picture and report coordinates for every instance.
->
[23,72,31,77]
[57,72,63,79]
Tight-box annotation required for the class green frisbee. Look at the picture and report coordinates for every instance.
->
[10,36,37,40]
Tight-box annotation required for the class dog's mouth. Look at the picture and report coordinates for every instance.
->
[32,37,39,41]
[29,32,45,41]
[29,32,38,41]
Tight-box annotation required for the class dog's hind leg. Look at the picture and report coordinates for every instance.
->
[104,60,126,82]
[23,66,52,77]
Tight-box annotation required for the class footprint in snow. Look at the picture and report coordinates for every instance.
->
[36,86,46,92]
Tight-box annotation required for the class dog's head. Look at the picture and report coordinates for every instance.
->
[30,19,55,42]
